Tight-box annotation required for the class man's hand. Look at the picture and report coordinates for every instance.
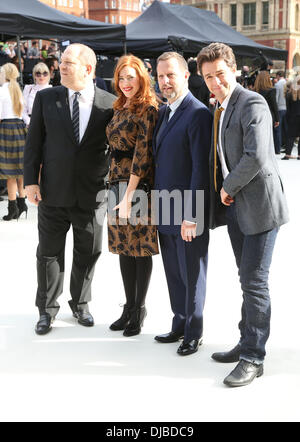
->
[181,220,197,242]
[220,187,234,206]
[25,185,42,206]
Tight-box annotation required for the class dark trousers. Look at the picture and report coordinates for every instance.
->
[274,110,287,153]
[36,202,104,318]
[159,230,209,342]
[285,137,300,156]
[226,204,278,364]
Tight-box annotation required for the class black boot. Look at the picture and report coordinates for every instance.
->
[110,304,132,331]
[3,200,19,221]
[17,197,28,219]
[123,306,147,337]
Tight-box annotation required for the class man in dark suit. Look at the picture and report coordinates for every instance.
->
[153,52,212,356]
[198,43,289,387]
[24,43,115,335]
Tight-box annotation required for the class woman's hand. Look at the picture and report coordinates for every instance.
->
[113,197,131,219]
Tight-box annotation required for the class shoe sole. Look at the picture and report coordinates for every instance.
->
[77,320,94,327]
[211,355,241,363]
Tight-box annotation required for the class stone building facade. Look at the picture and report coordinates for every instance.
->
[88,0,141,25]
[170,0,300,73]
[40,0,89,18]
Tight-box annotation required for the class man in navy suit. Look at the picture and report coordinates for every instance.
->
[153,52,212,356]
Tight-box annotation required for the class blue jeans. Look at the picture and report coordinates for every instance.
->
[273,110,287,154]
[226,205,278,364]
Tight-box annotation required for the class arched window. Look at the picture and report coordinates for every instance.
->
[293,53,300,70]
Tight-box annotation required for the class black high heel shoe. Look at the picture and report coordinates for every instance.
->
[110,304,132,331]
[17,197,28,219]
[3,200,19,221]
[123,306,147,337]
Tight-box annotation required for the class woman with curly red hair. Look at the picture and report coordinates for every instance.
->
[106,54,159,336]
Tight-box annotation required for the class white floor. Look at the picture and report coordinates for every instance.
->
[0,156,299,422]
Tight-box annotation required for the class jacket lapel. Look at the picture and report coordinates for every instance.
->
[153,109,165,155]
[221,84,243,151]
[55,87,78,146]
[155,93,193,155]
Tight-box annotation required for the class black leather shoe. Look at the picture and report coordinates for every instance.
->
[154,331,184,343]
[110,305,131,331]
[73,309,94,327]
[35,313,53,335]
[211,344,241,363]
[223,360,264,387]
[177,338,203,356]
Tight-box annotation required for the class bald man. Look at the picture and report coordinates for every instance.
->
[24,44,116,335]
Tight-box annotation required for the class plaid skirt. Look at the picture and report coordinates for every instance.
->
[0,119,27,179]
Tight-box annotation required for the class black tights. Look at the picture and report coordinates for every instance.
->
[119,255,153,309]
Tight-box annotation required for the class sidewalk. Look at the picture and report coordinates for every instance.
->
[0,158,299,422]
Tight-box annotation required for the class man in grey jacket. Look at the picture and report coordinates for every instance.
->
[197,43,289,387]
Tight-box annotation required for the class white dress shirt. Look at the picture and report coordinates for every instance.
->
[217,82,237,179]
[167,90,189,121]
[0,82,23,120]
[68,80,95,143]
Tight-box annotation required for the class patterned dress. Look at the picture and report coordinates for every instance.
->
[106,106,159,257]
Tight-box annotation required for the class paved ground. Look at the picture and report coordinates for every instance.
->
[0,155,299,422]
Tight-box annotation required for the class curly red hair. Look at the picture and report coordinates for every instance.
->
[113,54,158,116]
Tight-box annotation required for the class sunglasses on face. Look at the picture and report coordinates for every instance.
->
[35,71,48,77]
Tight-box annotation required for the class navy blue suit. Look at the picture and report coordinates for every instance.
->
[153,92,212,340]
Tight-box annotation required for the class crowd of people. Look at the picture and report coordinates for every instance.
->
[0,39,296,388]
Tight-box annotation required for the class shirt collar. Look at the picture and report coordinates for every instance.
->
[168,90,189,113]
[68,80,95,102]
[218,82,237,111]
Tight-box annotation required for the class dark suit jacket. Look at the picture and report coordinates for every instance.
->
[153,92,212,235]
[24,85,115,209]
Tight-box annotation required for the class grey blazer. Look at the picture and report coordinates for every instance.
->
[209,83,289,235]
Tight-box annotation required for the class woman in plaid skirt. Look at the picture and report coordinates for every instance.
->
[0,63,27,220]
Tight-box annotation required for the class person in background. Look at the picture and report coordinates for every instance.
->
[188,59,210,108]
[254,70,280,150]
[23,62,52,127]
[41,45,48,60]
[0,63,27,220]
[274,71,287,154]
[106,54,159,337]
[27,41,40,59]
[282,78,300,160]
[44,57,61,87]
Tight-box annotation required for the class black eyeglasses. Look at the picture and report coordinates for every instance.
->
[35,71,48,77]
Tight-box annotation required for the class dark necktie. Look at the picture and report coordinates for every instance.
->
[213,106,224,192]
[156,106,171,145]
[72,91,80,143]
